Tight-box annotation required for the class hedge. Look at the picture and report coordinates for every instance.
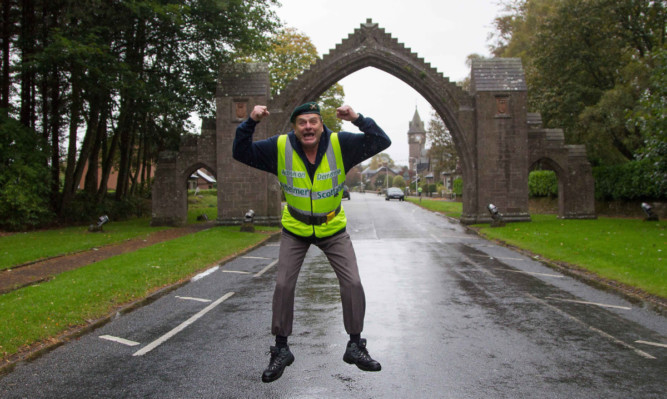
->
[453,177,463,196]
[593,159,666,200]
[528,170,558,198]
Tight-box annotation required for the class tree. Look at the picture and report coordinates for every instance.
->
[345,164,362,188]
[426,109,458,178]
[628,47,667,187]
[368,153,395,169]
[491,0,666,166]
[4,0,281,220]
[0,114,53,230]
[243,28,345,131]
[392,175,405,188]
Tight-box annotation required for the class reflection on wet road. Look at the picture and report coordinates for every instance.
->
[0,193,664,398]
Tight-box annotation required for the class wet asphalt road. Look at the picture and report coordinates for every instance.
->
[1,193,665,398]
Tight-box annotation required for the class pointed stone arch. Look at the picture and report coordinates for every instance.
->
[265,19,482,221]
[151,19,596,226]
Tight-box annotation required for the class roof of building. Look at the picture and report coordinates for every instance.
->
[407,107,425,134]
[361,166,402,176]
[470,58,527,92]
[190,169,216,183]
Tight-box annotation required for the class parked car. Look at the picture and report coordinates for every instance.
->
[342,185,350,200]
[385,187,405,201]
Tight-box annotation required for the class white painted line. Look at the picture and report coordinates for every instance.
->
[526,293,655,360]
[545,296,631,310]
[496,268,563,278]
[175,296,212,303]
[266,243,280,247]
[222,270,252,275]
[242,256,272,260]
[468,254,526,261]
[133,292,235,357]
[254,259,279,278]
[191,266,219,282]
[635,340,667,349]
[99,335,140,347]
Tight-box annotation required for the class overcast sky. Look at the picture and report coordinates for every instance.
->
[272,0,506,165]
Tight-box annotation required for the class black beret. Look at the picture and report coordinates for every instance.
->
[290,102,320,123]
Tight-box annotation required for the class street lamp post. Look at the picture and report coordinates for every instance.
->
[385,165,389,192]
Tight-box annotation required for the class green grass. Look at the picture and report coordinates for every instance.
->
[0,225,279,358]
[406,197,462,218]
[411,198,666,298]
[476,215,666,298]
[0,218,169,270]
[187,192,218,223]
[0,191,219,270]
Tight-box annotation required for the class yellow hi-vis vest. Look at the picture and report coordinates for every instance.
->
[277,133,347,238]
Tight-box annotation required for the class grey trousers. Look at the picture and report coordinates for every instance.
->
[271,230,366,337]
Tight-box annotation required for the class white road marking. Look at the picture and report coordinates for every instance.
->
[254,259,279,278]
[242,256,272,260]
[99,335,140,347]
[526,293,655,360]
[175,296,212,303]
[468,253,526,261]
[222,270,251,275]
[191,266,219,282]
[496,268,563,278]
[266,243,280,247]
[133,292,235,357]
[635,340,667,348]
[545,296,631,310]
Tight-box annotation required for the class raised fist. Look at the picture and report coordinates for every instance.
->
[250,105,270,122]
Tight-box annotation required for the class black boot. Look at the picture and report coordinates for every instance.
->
[343,339,381,371]
[262,346,294,383]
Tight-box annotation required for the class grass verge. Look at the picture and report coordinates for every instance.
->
[476,215,666,298]
[411,198,666,299]
[0,218,169,271]
[0,225,278,360]
[406,197,462,218]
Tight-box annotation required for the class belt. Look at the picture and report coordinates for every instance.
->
[288,205,341,225]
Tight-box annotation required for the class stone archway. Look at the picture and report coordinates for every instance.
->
[527,114,596,219]
[152,19,595,226]
[151,119,218,226]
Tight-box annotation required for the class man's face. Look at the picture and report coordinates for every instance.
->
[293,113,324,150]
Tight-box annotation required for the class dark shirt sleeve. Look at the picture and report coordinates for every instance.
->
[232,118,278,175]
[338,114,392,172]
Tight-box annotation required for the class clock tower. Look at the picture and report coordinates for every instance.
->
[407,108,426,172]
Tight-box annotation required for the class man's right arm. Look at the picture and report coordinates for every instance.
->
[232,118,278,175]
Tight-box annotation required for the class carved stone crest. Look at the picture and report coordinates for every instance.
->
[234,101,247,121]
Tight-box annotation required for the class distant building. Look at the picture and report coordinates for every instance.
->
[188,169,216,190]
[407,108,429,173]
[361,165,401,188]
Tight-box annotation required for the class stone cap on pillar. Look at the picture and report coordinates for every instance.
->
[471,58,527,92]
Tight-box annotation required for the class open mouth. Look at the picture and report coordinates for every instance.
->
[302,132,315,139]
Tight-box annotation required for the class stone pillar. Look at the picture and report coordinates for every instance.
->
[468,58,531,223]
[216,63,281,225]
[561,145,597,219]
[151,150,187,226]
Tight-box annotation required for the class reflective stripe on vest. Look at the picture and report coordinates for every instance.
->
[277,133,347,238]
